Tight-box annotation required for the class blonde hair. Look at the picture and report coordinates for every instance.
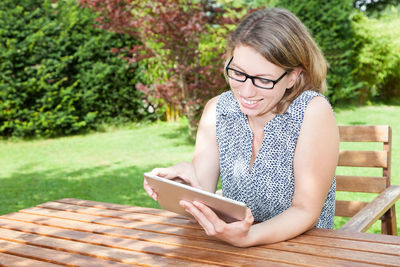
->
[226,8,327,113]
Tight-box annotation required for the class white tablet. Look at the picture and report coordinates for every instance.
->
[144,173,247,223]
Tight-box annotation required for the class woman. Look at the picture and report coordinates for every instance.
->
[144,7,339,247]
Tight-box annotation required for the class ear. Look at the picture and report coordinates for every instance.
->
[287,67,303,89]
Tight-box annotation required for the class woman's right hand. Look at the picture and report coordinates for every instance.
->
[143,162,199,201]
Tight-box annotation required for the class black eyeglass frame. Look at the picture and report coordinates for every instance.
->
[225,57,287,90]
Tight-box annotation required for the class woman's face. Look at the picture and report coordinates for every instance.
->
[228,45,298,122]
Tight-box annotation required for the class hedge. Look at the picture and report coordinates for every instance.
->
[274,0,361,104]
[0,0,149,138]
[352,7,400,102]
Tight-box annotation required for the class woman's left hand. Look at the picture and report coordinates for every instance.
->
[179,200,254,247]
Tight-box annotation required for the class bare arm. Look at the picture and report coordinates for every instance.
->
[144,96,221,199]
[191,96,220,192]
[246,96,339,245]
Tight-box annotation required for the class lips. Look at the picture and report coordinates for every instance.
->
[241,98,261,105]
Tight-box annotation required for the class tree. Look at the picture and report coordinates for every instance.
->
[79,0,243,138]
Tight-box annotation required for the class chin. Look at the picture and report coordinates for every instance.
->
[239,106,262,117]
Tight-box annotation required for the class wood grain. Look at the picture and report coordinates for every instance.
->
[1,199,399,266]
[339,125,389,142]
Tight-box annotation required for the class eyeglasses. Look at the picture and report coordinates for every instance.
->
[225,57,287,90]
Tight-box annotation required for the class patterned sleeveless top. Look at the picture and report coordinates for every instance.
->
[216,90,336,228]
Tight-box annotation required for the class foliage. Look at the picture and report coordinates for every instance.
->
[79,0,244,138]
[270,0,361,104]
[354,0,399,14]
[351,7,400,102]
[0,0,149,138]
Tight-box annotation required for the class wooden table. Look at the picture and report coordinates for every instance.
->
[0,199,399,266]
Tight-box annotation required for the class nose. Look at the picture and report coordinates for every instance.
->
[238,78,257,98]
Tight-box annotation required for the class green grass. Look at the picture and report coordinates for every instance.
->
[1,104,399,234]
[0,120,194,215]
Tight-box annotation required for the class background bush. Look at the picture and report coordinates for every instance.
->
[0,0,151,138]
[272,0,361,104]
[1,0,399,139]
[248,0,399,104]
[351,6,400,102]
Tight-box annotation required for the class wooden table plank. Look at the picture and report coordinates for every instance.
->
[1,199,399,267]
[290,233,400,256]
[306,228,400,245]
[0,214,377,266]
[265,240,400,266]
[0,252,61,267]
[4,209,209,240]
[0,218,297,267]
[56,198,187,219]
[37,201,197,229]
[0,227,214,267]
[0,239,132,267]
[22,206,207,239]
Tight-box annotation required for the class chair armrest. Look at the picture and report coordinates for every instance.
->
[339,185,400,232]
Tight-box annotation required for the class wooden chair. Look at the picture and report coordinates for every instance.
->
[336,125,400,235]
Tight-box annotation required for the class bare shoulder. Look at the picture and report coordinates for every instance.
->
[300,95,339,143]
[207,94,221,105]
[303,96,336,127]
[199,95,221,126]
[195,94,221,142]
[203,95,220,114]
[306,95,333,115]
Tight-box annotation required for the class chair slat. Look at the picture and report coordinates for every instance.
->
[336,175,387,193]
[335,125,397,235]
[338,150,387,168]
[339,125,389,142]
[335,200,369,218]
[339,186,400,233]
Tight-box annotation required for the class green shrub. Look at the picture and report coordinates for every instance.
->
[273,0,361,104]
[351,7,400,102]
[0,0,150,138]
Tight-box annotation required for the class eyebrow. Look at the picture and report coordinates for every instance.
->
[230,62,275,79]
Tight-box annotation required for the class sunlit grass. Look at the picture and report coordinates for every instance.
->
[0,120,194,215]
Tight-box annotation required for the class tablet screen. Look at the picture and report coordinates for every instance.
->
[144,173,247,223]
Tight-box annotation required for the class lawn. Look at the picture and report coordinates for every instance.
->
[0,121,194,214]
[1,104,399,234]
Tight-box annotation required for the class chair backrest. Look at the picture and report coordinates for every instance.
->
[335,125,392,232]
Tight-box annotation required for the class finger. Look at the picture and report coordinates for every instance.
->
[244,208,254,226]
[171,177,191,185]
[193,201,226,233]
[151,168,176,179]
[146,187,158,200]
[187,217,197,223]
[143,179,158,200]
[150,168,167,177]
[179,201,205,228]
[151,168,193,185]
[180,201,215,235]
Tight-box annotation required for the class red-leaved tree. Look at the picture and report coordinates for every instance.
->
[79,0,244,138]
